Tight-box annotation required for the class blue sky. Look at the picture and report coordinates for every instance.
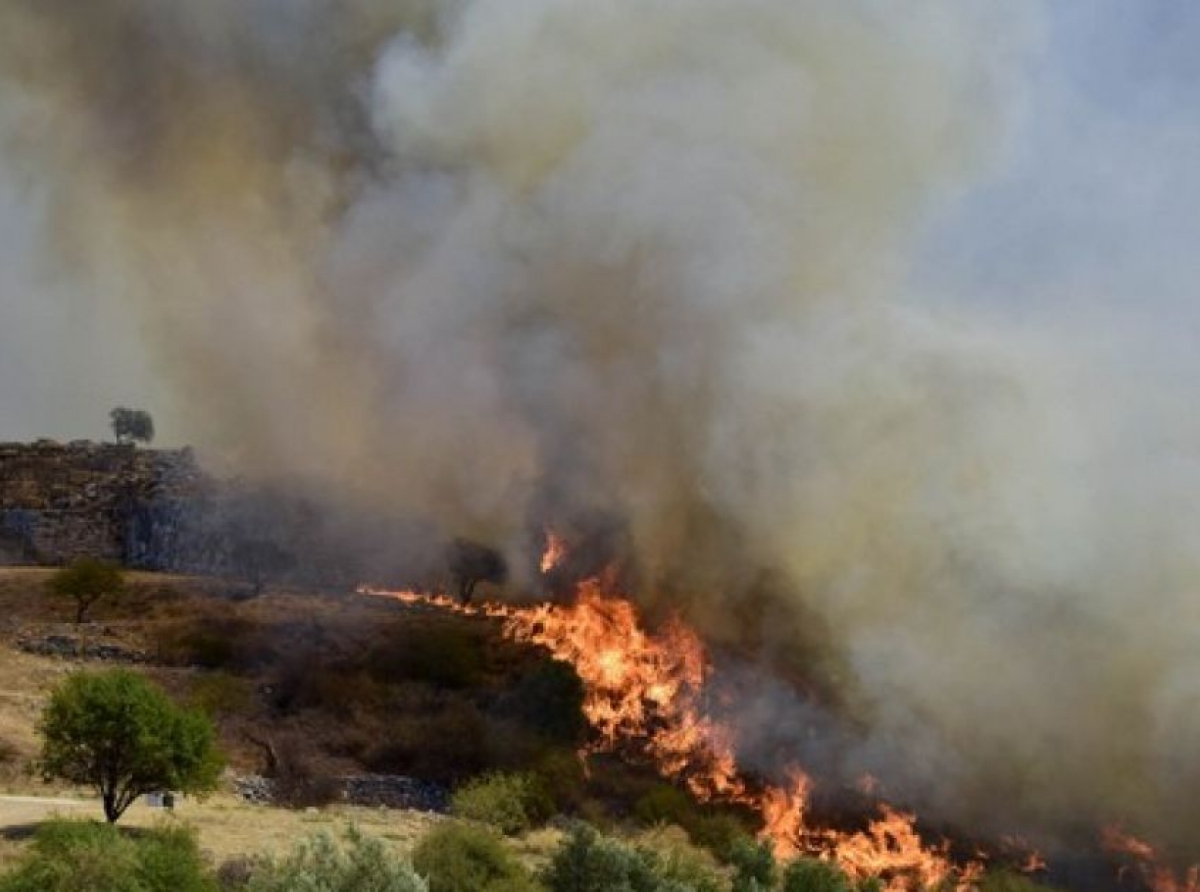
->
[917,2,1200,323]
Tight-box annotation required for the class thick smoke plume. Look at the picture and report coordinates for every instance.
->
[3,0,1197,861]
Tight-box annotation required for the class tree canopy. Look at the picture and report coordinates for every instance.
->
[38,669,223,822]
[109,407,155,445]
[48,557,124,624]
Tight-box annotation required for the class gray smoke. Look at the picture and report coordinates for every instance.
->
[3,0,1197,859]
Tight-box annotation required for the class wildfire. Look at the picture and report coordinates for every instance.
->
[360,537,979,890]
[540,529,568,574]
[1102,828,1200,892]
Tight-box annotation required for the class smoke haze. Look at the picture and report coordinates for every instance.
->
[2,0,1198,860]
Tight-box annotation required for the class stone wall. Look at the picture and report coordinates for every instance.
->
[0,440,444,586]
[0,440,205,566]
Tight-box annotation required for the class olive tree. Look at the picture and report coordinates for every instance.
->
[109,407,155,445]
[38,669,223,822]
[48,557,124,624]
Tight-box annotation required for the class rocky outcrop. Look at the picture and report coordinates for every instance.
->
[0,439,442,586]
[0,440,206,566]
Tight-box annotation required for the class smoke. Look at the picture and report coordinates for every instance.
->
[2,0,1197,859]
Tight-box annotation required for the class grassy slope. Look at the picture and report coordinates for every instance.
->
[0,567,561,870]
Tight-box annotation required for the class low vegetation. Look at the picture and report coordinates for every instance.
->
[0,820,213,892]
[244,827,427,892]
[451,771,554,836]
[412,821,540,892]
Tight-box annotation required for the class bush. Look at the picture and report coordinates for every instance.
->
[246,827,427,892]
[0,820,214,892]
[542,822,720,892]
[780,858,853,892]
[366,622,487,689]
[452,772,554,836]
[159,617,262,670]
[503,659,587,743]
[633,784,751,859]
[364,700,489,784]
[730,838,776,892]
[411,822,539,892]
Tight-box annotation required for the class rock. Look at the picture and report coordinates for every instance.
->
[231,774,450,812]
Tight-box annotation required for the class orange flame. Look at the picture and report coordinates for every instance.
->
[1102,827,1200,892]
[361,565,977,889]
[540,530,568,574]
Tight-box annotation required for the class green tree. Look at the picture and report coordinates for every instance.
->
[38,669,223,823]
[48,557,124,624]
[109,407,155,445]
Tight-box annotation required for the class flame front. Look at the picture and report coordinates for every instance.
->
[1102,828,1200,892]
[362,554,976,889]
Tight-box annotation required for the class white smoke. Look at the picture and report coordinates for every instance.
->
[6,0,1200,856]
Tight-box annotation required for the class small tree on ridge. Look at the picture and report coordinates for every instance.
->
[109,407,155,445]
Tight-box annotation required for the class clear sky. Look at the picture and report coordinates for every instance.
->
[1,2,1198,443]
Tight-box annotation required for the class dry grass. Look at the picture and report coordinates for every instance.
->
[0,792,444,869]
[0,567,569,873]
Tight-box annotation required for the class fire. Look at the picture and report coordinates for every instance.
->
[540,529,568,574]
[362,563,977,889]
[1102,828,1200,892]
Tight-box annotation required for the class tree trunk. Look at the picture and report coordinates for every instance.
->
[102,790,120,823]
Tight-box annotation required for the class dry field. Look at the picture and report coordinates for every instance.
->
[0,567,562,871]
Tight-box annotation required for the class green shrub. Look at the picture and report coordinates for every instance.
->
[633,784,751,859]
[730,838,776,892]
[780,858,853,892]
[0,820,215,892]
[542,822,721,892]
[542,823,655,892]
[246,827,427,892]
[632,827,725,892]
[531,749,588,812]
[634,785,694,828]
[452,772,554,835]
[412,822,540,892]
